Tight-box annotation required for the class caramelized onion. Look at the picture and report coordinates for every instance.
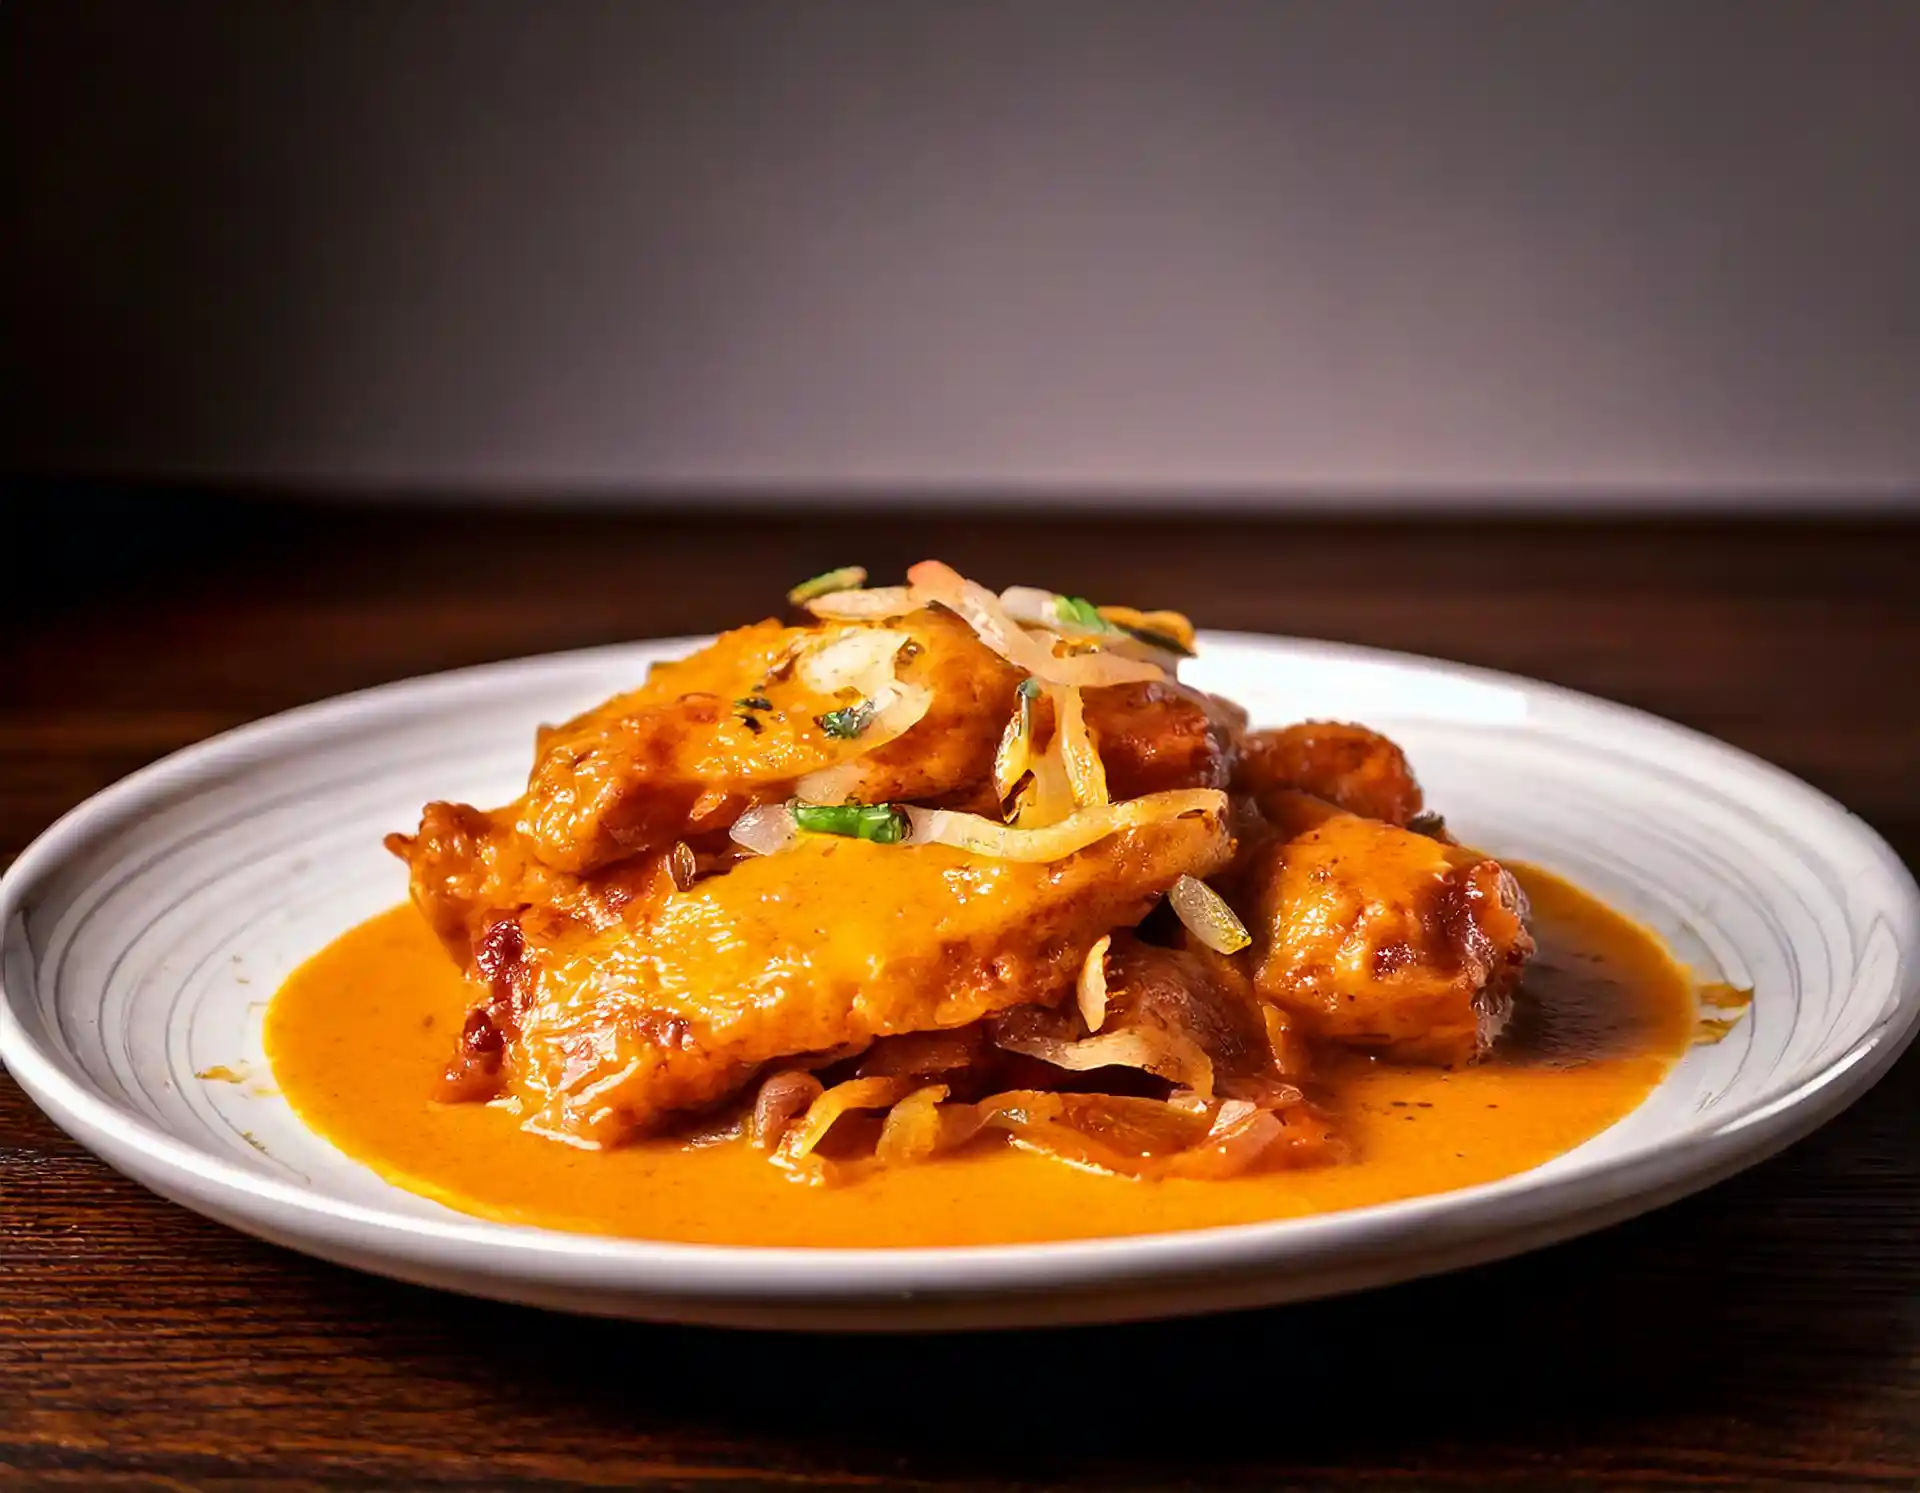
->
[875,1083,953,1166]
[905,561,1162,688]
[991,685,1036,805]
[778,1076,919,1163]
[1168,873,1252,953]
[1077,933,1112,1032]
[748,1070,824,1150]
[994,1006,1216,1095]
[905,787,1225,862]
[971,1091,1214,1176]
[1159,1102,1288,1180]
[1051,683,1109,809]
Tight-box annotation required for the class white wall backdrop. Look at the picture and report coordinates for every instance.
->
[4,1,1917,505]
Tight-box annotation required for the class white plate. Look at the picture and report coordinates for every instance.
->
[4,635,1916,1331]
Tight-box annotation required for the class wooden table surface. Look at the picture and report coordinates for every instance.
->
[4,492,1917,1491]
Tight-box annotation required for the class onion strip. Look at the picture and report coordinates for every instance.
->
[792,682,931,803]
[729,801,799,856]
[777,1076,919,1163]
[905,787,1225,862]
[991,682,1037,804]
[1050,682,1109,809]
[1077,934,1112,1032]
[905,561,1162,688]
[1168,873,1253,953]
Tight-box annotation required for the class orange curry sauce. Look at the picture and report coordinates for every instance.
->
[265,865,1695,1247]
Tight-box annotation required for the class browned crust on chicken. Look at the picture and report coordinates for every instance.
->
[1234,721,1424,826]
[1242,794,1532,1066]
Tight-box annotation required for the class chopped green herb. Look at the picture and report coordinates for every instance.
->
[735,694,774,712]
[1017,676,1044,700]
[1053,595,1112,632]
[786,566,868,605]
[1113,621,1196,658]
[792,801,908,844]
[816,700,878,739]
[737,713,764,734]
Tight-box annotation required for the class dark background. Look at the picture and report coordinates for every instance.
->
[5,0,1918,504]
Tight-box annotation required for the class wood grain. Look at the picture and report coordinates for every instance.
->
[4,489,1917,1491]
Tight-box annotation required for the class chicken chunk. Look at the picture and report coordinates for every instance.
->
[393,659,1245,986]
[516,610,1025,873]
[465,807,1234,1144]
[1244,792,1532,1065]
[1082,680,1237,798]
[1234,721,1424,826]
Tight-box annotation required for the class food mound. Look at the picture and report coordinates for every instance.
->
[388,563,1534,1184]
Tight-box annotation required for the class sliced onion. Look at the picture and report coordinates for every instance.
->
[1050,682,1109,809]
[1097,632,1187,677]
[906,561,1162,688]
[788,625,932,802]
[997,586,1068,631]
[1077,933,1111,1032]
[1168,873,1252,953]
[996,586,1110,641]
[728,801,798,856]
[971,1091,1215,1175]
[995,1016,1216,1097]
[1009,728,1076,829]
[777,1076,919,1163]
[792,681,932,803]
[991,688,1035,804]
[804,586,916,621]
[904,787,1226,863]
[748,1070,825,1150]
[874,1083,953,1166]
[1160,1104,1287,1181]
[796,627,910,694]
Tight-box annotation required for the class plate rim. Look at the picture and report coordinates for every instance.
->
[4,630,1917,1310]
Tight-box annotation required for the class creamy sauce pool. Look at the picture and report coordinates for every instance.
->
[265,866,1696,1247]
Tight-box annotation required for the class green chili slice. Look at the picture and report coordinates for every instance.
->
[786,566,868,605]
[792,801,908,844]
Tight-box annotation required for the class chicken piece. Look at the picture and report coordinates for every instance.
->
[516,611,1023,874]
[1081,680,1237,798]
[1245,792,1531,1065]
[1234,721,1424,826]
[467,808,1233,1145]
[386,800,558,964]
[395,648,1233,972]
[385,800,703,969]
[515,609,1238,874]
